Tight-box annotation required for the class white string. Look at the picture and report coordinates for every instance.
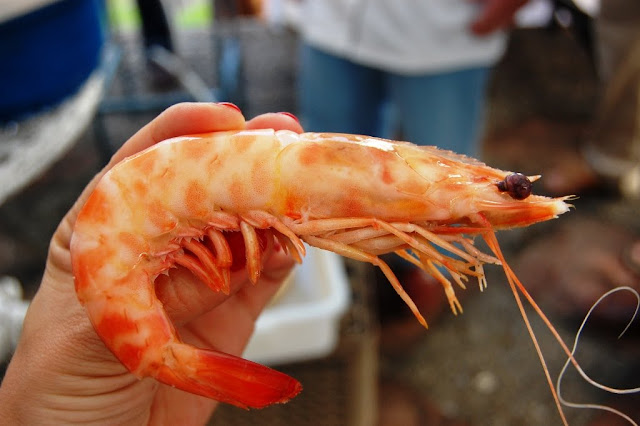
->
[557,286,640,425]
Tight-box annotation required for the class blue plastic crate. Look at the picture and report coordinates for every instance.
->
[0,0,105,122]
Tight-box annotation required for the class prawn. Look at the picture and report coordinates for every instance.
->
[71,130,572,415]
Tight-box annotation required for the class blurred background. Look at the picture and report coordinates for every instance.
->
[1,0,639,424]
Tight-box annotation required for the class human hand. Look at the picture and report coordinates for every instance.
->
[470,0,528,35]
[0,103,304,425]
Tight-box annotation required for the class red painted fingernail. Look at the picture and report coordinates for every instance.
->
[218,102,241,113]
[278,112,299,123]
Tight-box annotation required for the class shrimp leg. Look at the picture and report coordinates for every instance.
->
[303,234,428,328]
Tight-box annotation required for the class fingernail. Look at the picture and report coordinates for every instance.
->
[278,112,299,123]
[218,102,241,113]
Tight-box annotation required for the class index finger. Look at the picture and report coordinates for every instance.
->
[109,102,246,167]
[67,102,246,225]
[470,0,527,35]
[246,112,304,133]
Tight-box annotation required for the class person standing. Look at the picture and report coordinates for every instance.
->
[297,0,528,156]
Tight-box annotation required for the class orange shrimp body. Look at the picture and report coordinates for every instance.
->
[71,130,570,410]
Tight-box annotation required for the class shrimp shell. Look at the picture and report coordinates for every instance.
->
[71,130,570,410]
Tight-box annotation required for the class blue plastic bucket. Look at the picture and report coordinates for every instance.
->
[0,0,105,122]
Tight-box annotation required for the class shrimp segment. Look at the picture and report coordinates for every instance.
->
[71,130,570,411]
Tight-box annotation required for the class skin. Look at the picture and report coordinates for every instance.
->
[470,0,529,35]
[0,103,304,425]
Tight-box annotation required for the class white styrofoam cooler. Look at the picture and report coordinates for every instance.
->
[243,247,351,366]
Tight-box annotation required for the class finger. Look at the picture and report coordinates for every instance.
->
[111,102,246,166]
[233,249,295,321]
[68,106,298,324]
[180,252,294,355]
[470,0,527,35]
[79,107,294,217]
[150,274,293,425]
[155,240,295,324]
[246,112,304,133]
[152,257,294,424]
[65,102,246,225]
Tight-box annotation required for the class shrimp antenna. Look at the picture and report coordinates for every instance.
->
[557,286,640,425]
[481,229,569,426]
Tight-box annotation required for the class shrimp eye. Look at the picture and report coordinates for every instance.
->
[496,173,532,200]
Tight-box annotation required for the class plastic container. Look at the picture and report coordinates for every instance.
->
[243,247,351,365]
[0,0,105,122]
[0,277,30,363]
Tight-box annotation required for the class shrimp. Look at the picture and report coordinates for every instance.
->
[70,130,571,413]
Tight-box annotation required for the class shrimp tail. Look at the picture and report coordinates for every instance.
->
[77,267,302,410]
[155,343,303,409]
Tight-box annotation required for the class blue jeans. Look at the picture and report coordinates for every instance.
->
[298,44,491,156]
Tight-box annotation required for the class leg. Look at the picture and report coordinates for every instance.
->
[240,221,261,284]
[298,44,386,135]
[303,235,428,328]
[389,66,491,156]
[295,217,485,317]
